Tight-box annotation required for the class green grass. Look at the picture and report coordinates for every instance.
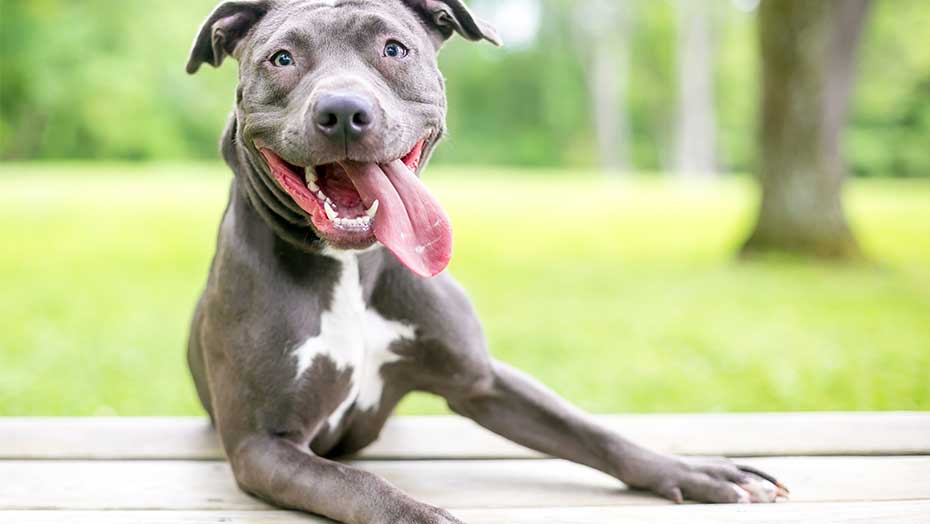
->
[1,163,928,416]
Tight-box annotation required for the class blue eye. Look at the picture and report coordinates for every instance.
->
[383,41,408,59]
[271,51,294,67]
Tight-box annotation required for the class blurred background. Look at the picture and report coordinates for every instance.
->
[1,0,927,416]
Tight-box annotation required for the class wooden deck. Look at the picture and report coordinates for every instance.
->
[1,413,928,523]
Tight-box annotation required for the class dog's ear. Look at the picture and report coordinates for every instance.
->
[186,0,272,74]
[404,0,502,47]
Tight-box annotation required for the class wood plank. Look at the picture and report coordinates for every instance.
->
[0,457,927,511]
[2,412,928,460]
[457,501,930,524]
[0,418,223,460]
[4,501,930,524]
[368,412,930,459]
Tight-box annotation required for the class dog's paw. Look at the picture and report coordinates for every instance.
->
[385,503,467,524]
[621,453,789,504]
[652,457,790,504]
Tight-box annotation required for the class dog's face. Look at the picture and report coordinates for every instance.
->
[188,0,498,277]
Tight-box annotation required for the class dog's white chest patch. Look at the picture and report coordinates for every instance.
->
[292,252,414,429]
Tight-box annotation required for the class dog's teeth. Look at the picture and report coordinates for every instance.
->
[324,201,338,221]
[332,215,373,231]
[366,200,380,219]
[305,168,319,192]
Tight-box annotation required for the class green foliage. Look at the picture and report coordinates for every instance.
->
[1,0,929,176]
[849,0,930,178]
[1,165,928,416]
[0,0,237,160]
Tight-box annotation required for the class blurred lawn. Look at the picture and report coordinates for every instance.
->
[0,163,928,417]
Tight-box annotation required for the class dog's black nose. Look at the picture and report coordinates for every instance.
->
[313,94,375,142]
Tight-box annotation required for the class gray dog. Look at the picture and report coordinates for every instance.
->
[185,1,788,522]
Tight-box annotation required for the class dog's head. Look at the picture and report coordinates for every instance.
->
[187,0,499,277]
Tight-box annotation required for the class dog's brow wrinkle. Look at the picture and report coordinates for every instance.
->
[274,28,314,50]
[319,0,374,10]
[351,14,393,36]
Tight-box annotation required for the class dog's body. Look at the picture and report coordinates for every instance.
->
[186,1,785,522]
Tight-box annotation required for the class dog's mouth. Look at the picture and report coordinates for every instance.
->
[259,138,452,278]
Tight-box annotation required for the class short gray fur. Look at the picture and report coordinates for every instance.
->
[185,1,786,522]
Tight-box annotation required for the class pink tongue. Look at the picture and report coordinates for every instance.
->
[340,159,452,278]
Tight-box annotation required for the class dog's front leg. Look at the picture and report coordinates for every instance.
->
[446,360,786,504]
[206,352,465,524]
[226,434,463,524]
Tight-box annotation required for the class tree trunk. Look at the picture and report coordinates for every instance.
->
[572,0,632,174]
[675,0,717,178]
[741,0,870,258]
[589,25,629,173]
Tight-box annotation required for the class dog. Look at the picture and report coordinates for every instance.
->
[185,1,788,522]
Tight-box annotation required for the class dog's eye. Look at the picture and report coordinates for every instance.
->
[270,51,294,67]
[383,41,408,59]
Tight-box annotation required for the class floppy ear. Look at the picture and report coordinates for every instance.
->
[186,0,271,74]
[404,0,502,46]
